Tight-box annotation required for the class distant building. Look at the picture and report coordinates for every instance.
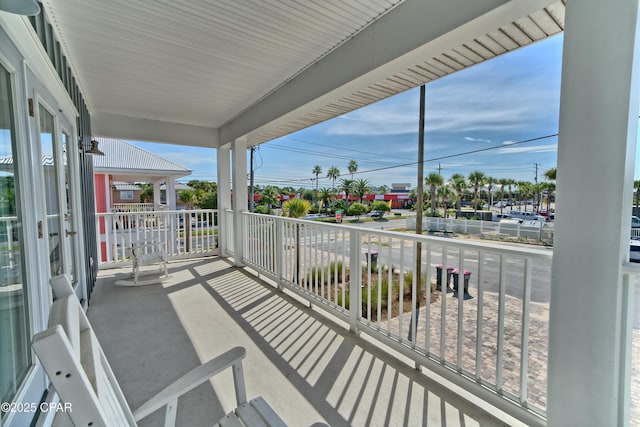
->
[93,138,192,212]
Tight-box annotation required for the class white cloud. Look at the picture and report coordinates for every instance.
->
[465,136,492,143]
[496,143,558,154]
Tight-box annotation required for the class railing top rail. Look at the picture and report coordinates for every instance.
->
[97,209,218,217]
[241,211,553,260]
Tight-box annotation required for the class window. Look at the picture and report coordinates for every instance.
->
[120,190,134,200]
[0,63,30,413]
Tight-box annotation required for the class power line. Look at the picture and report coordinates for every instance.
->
[275,136,415,161]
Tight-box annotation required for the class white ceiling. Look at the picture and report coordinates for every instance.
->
[41,0,565,148]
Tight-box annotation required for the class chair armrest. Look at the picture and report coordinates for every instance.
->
[133,346,247,422]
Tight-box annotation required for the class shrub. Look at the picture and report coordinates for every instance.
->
[253,205,271,214]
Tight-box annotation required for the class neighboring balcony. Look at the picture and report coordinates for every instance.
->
[91,210,640,425]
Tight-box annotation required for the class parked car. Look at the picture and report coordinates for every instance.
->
[508,210,546,223]
[368,210,383,218]
[632,216,640,228]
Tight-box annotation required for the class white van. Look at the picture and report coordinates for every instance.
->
[508,210,546,223]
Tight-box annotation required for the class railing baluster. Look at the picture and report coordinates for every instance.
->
[425,245,431,354]
[476,251,484,381]
[497,254,506,392]
[520,257,532,404]
[399,241,405,340]
[457,247,464,371]
[440,244,448,363]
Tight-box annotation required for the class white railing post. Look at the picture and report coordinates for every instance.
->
[349,230,361,333]
[276,219,284,289]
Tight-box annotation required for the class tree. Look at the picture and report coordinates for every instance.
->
[451,174,467,216]
[352,178,370,203]
[517,181,532,211]
[541,181,556,212]
[426,173,444,216]
[544,167,557,181]
[318,187,333,214]
[312,165,322,190]
[199,192,217,209]
[437,184,454,218]
[635,180,640,207]
[312,165,322,205]
[283,198,311,284]
[468,171,486,214]
[498,178,510,213]
[371,200,391,218]
[340,178,355,206]
[260,186,278,207]
[485,176,496,207]
[327,166,340,189]
[348,160,358,178]
[377,184,389,195]
[139,183,154,203]
[178,189,197,209]
[347,202,367,220]
[506,178,516,208]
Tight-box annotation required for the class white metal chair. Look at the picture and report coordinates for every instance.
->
[32,275,286,427]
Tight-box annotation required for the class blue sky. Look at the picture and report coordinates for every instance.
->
[129,34,569,189]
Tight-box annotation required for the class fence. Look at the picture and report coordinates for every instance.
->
[240,212,552,426]
[406,217,554,244]
[96,209,218,267]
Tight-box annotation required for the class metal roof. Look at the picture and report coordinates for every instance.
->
[41,0,565,148]
[92,138,191,179]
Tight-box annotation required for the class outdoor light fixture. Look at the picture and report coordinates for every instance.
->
[79,137,105,156]
[0,0,40,16]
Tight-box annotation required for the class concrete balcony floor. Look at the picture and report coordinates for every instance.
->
[89,256,528,427]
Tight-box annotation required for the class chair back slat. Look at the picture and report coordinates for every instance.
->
[32,294,137,426]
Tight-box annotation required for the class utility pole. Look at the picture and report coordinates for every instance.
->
[409,84,426,345]
[437,162,442,175]
[249,147,255,212]
[534,162,539,184]
[534,163,540,211]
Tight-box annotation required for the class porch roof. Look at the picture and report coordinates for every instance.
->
[92,137,192,182]
[41,0,565,148]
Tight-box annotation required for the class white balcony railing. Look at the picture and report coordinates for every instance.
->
[96,209,218,266]
[240,212,553,426]
[112,203,169,212]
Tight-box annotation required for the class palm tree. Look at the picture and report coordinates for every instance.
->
[517,181,532,211]
[467,171,485,214]
[353,178,370,203]
[377,184,389,195]
[485,176,496,207]
[312,165,322,192]
[426,172,444,216]
[541,181,556,212]
[318,187,333,214]
[506,178,516,208]
[437,184,454,218]
[283,198,311,284]
[498,178,509,213]
[260,186,278,207]
[348,160,358,178]
[450,174,467,216]
[544,167,557,181]
[327,166,340,189]
[340,178,355,206]
[635,180,640,207]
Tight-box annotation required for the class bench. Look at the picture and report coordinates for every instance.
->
[32,275,287,427]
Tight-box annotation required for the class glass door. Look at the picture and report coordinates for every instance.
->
[0,62,30,419]
[37,104,63,277]
[60,131,77,285]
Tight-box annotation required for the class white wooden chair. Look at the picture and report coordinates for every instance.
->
[116,239,170,286]
[32,275,287,427]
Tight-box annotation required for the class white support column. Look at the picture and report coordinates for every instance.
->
[217,143,231,257]
[232,137,248,266]
[548,1,640,426]
[166,178,176,210]
[153,180,161,206]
